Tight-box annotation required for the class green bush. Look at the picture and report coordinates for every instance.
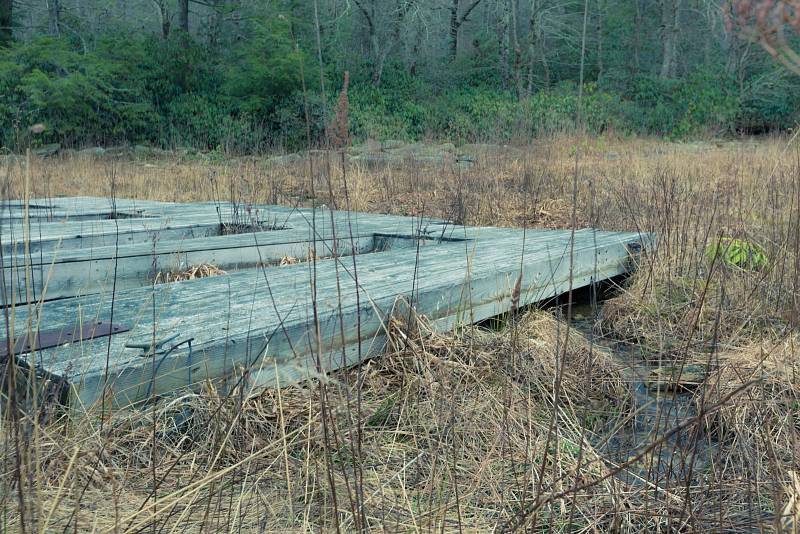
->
[673,71,739,137]
[0,30,793,152]
[623,72,739,137]
[738,69,800,133]
[222,17,303,117]
[349,84,624,143]
[0,23,310,152]
[349,85,425,140]
[164,93,263,151]
[0,37,157,146]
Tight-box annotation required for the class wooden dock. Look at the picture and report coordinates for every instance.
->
[1,197,654,409]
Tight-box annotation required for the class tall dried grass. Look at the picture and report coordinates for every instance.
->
[702,335,800,531]
[2,134,799,531]
[3,312,638,531]
[154,263,227,284]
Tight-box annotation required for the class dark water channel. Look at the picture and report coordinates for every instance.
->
[550,283,717,491]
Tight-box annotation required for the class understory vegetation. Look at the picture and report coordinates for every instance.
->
[2,2,800,152]
[1,136,799,531]
[2,33,797,151]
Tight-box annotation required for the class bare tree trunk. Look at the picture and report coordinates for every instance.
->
[499,0,510,89]
[230,0,242,42]
[77,0,88,23]
[354,0,408,86]
[450,0,460,60]
[725,31,750,101]
[353,0,379,84]
[152,0,171,39]
[702,1,714,66]
[596,0,604,78]
[47,0,60,36]
[723,0,744,79]
[540,36,550,86]
[207,0,222,46]
[178,0,189,34]
[633,0,641,73]
[526,0,539,97]
[161,10,171,39]
[409,22,421,76]
[0,0,11,46]
[510,0,522,99]
[372,35,385,85]
[659,0,680,78]
[450,0,483,61]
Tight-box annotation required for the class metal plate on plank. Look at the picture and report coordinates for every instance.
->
[0,321,130,358]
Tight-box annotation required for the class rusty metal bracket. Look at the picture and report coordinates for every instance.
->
[125,332,181,356]
[626,241,643,254]
[0,321,130,359]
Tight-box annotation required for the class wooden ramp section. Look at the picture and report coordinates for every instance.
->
[1,198,654,409]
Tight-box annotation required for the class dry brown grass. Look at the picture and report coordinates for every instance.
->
[6,312,637,532]
[153,263,227,284]
[704,337,800,468]
[599,263,791,360]
[697,335,800,532]
[2,134,800,531]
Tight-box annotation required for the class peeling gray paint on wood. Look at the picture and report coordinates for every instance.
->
[1,198,654,409]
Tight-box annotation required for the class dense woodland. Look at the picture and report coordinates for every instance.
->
[0,0,798,152]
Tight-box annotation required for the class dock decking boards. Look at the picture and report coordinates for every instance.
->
[1,197,654,409]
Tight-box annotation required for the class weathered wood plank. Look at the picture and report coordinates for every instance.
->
[2,198,653,410]
[2,205,447,303]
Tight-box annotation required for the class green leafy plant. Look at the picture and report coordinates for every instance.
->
[706,237,768,270]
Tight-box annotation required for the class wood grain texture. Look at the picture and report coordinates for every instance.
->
[1,198,654,409]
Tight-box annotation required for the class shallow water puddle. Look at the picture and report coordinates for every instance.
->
[567,302,717,488]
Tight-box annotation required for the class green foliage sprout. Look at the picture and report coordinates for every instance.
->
[706,237,769,271]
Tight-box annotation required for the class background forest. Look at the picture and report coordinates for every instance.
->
[0,0,798,152]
